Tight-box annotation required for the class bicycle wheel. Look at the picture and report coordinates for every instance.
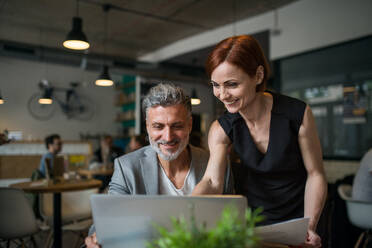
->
[27,93,56,121]
[67,94,95,121]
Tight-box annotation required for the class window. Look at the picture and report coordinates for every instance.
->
[278,36,372,159]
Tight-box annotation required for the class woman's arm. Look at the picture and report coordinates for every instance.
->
[298,105,327,247]
[192,120,231,195]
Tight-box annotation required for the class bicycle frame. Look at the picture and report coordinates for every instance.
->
[49,87,78,114]
[28,82,95,121]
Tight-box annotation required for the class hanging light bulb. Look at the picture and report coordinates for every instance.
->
[95,65,114,86]
[38,88,53,104]
[95,5,114,87]
[63,0,90,50]
[191,89,201,105]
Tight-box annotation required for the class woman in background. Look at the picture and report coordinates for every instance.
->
[193,35,327,248]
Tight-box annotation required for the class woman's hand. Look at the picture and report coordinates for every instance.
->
[288,230,321,248]
[85,232,101,248]
[298,229,321,248]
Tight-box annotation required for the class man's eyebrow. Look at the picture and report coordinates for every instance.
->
[152,122,163,126]
[171,122,184,126]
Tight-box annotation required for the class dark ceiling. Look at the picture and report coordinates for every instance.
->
[0,0,297,60]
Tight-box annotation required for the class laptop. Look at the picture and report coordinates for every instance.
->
[91,195,247,248]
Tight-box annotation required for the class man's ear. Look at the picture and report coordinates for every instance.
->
[256,65,264,85]
[145,119,150,133]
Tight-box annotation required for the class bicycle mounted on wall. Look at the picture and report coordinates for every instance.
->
[27,80,95,121]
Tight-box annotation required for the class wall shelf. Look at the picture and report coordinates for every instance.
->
[115,75,139,142]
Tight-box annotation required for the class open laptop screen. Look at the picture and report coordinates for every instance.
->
[91,195,247,248]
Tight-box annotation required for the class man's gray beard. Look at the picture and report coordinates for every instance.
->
[149,136,189,161]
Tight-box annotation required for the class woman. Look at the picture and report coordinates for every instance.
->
[193,35,327,248]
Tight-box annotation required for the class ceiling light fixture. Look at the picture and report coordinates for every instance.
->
[95,4,114,87]
[95,65,114,86]
[38,88,53,105]
[0,90,4,104]
[63,0,90,50]
[191,89,201,105]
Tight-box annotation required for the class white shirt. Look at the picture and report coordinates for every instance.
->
[158,161,196,196]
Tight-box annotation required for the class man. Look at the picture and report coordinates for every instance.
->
[39,134,62,178]
[85,83,233,247]
[0,130,9,145]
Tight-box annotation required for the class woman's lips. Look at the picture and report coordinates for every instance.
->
[224,99,238,106]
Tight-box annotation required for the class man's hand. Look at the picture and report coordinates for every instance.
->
[85,232,100,248]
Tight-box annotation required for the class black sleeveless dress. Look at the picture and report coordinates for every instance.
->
[218,92,307,225]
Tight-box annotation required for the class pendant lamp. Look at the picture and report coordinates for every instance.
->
[95,5,114,87]
[0,90,4,104]
[38,88,53,104]
[95,65,114,86]
[63,0,90,50]
[191,89,201,105]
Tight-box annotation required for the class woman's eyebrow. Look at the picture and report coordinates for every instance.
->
[210,80,237,85]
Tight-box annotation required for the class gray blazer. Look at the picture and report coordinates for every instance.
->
[108,145,233,195]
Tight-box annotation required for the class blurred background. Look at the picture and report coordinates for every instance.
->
[0,0,371,247]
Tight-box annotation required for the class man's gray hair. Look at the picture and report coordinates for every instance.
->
[142,83,192,119]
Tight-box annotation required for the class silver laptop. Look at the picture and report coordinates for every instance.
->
[91,195,247,248]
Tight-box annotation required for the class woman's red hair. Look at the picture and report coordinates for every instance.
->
[205,35,270,92]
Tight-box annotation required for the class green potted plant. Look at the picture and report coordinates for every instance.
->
[147,205,264,248]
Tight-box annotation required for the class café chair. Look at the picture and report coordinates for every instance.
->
[39,188,98,248]
[338,184,372,248]
[0,187,39,247]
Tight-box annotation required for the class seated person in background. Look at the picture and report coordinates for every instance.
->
[352,148,372,202]
[91,135,124,167]
[0,131,9,145]
[39,134,62,178]
[90,135,124,191]
[128,134,148,152]
[85,83,233,248]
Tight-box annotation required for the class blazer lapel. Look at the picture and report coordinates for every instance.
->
[140,147,159,194]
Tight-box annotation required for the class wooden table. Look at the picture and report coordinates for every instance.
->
[78,168,114,179]
[10,179,102,248]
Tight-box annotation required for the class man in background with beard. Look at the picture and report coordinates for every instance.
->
[85,83,232,247]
